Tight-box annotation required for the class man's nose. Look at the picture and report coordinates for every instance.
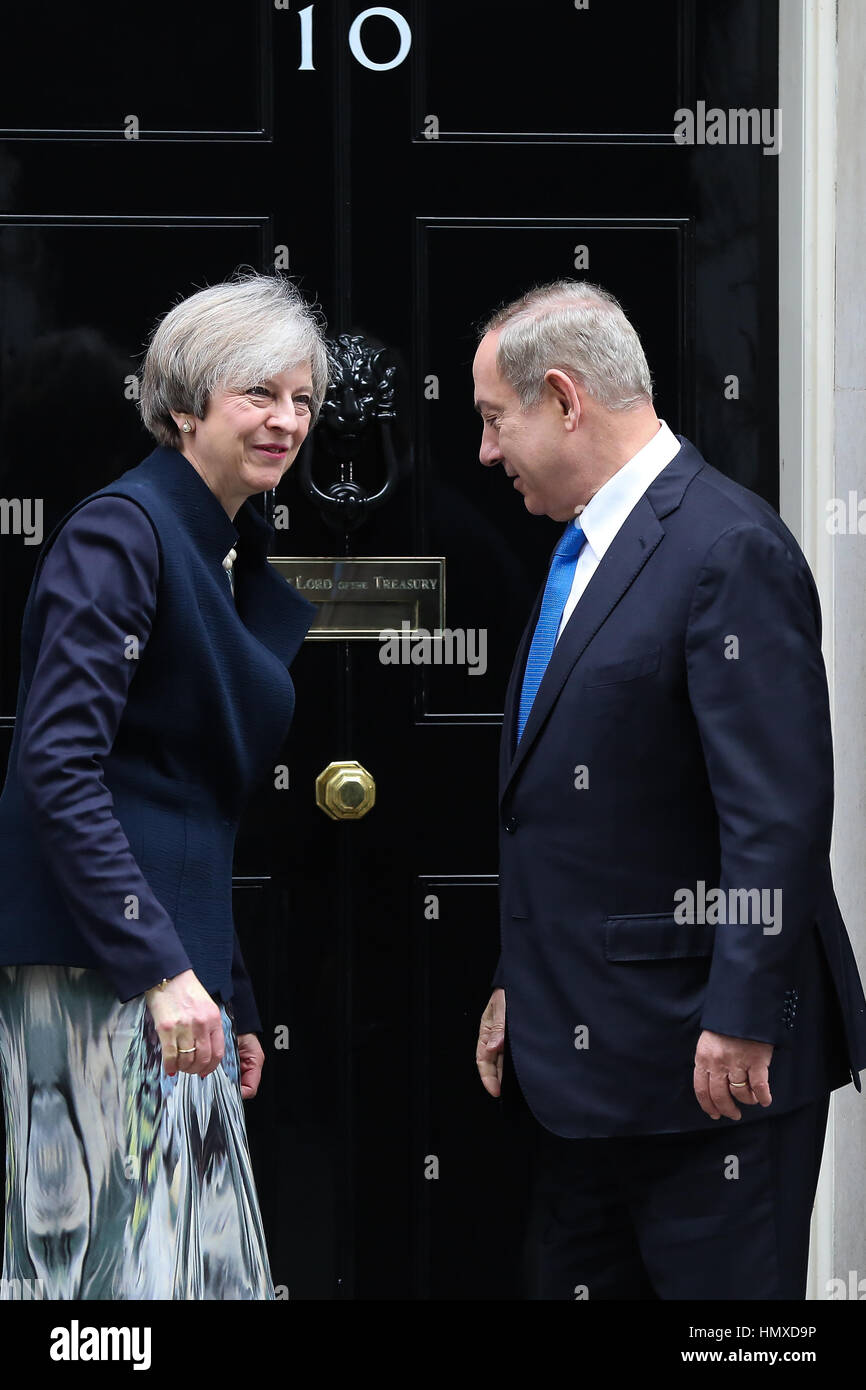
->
[479,436,502,467]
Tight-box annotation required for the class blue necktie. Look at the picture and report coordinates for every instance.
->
[517,520,587,744]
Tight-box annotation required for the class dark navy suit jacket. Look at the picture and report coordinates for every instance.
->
[494,436,866,1136]
[0,447,314,1034]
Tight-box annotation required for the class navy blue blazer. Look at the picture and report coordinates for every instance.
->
[0,447,314,1034]
[494,436,866,1137]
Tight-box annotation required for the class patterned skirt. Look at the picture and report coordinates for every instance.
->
[0,964,274,1300]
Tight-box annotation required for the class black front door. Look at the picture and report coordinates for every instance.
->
[0,0,778,1298]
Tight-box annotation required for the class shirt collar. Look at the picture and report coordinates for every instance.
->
[575,420,681,560]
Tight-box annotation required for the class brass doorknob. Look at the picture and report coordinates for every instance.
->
[315,760,376,820]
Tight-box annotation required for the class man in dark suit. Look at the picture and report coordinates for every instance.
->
[473,279,866,1300]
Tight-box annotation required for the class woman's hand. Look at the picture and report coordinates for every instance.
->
[144,969,225,1079]
[237,1033,265,1099]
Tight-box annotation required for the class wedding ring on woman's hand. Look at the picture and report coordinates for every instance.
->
[177,1047,197,1053]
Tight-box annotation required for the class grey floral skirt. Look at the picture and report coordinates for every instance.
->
[0,964,274,1300]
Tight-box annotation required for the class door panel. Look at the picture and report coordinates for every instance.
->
[0,0,270,137]
[0,0,778,1298]
[413,0,690,141]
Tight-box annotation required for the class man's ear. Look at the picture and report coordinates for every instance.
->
[544,368,581,427]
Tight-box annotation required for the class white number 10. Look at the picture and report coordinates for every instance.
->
[297,6,412,73]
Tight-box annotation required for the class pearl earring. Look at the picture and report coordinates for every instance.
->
[182,420,192,433]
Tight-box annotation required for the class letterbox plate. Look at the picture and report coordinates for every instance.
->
[268,557,445,640]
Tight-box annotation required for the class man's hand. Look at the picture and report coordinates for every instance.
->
[476,988,506,1097]
[237,1032,265,1099]
[693,1028,774,1120]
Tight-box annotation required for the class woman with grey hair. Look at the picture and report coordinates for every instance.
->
[0,271,327,1299]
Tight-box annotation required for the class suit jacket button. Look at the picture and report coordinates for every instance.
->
[505,816,518,833]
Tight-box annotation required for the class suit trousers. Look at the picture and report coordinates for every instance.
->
[502,1039,830,1300]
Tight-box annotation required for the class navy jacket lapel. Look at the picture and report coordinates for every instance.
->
[119,448,315,669]
[500,440,705,803]
[233,502,316,668]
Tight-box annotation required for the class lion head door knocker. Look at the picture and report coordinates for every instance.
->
[297,333,399,533]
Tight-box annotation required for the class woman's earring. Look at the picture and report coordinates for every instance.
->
[182,420,192,433]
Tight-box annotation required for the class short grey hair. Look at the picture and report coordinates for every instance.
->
[480,279,653,412]
[140,271,330,447]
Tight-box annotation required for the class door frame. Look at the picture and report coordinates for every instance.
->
[778,0,838,1301]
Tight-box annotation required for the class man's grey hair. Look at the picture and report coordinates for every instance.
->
[480,280,653,412]
[140,271,330,447]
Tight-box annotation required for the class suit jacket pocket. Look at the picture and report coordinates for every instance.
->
[604,912,715,960]
[582,645,661,687]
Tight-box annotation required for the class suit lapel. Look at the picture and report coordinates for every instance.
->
[500,575,546,791]
[499,440,707,804]
[501,496,663,800]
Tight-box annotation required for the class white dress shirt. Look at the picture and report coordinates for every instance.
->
[555,419,681,640]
